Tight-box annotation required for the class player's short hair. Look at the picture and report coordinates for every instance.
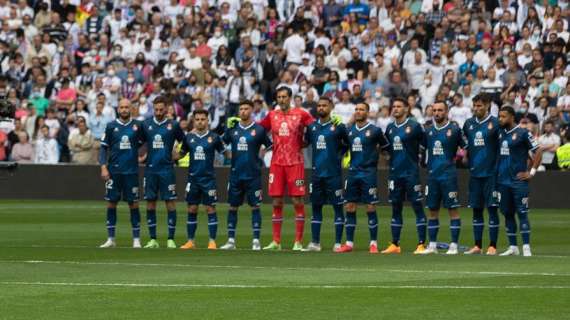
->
[472,93,490,105]
[357,102,370,111]
[432,100,448,110]
[193,109,209,118]
[239,99,254,108]
[318,96,332,105]
[276,86,292,97]
[392,96,408,108]
[153,96,167,106]
[500,105,516,117]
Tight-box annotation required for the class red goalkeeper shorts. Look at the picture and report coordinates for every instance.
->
[268,163,306,197]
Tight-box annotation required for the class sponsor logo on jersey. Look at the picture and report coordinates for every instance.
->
[237,136,248,151]
[474,131,485,146]
[119,135,131,149]
[278,122,289,136]
[393,135,403,151]
[316,135,326,149]
[500,140,510,155]
[194,146,206,160]
[432,140,444,155]
[352,137,363,152]
[152,134,164,149]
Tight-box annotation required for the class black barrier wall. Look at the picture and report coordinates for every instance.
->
[0,164,569,209]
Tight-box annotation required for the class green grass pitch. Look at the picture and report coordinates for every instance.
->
[0,200,568,319]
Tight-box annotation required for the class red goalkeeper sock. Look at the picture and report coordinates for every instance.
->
[272,205,283,243]
[294,204,305,242]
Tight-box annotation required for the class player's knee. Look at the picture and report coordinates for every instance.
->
[128,202,139,209]
[291,196,304,205]
[366,204,376,212]
[449,209,460,219]
[165,201,176,211]
[345,203,356,212]
[206,206,216,214]
[147,201,157,210]
[272,198,284,207]
[428,210,439,218]
[107,202,118,209]
[187,205,198,213]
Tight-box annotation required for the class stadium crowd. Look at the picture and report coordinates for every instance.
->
[0,0,570,168]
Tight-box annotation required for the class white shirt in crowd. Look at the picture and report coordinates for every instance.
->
[333,102,355,124]
[34,137,59,164]
[283,33,305,64]
[538,133,561,165]
[449,104,473,127]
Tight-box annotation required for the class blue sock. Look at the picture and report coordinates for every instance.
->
[106,207,117,238]
[130,207,141,238]
[519,211,531,245]
[345,212,356,243]
[428,219,439,242]
[208,212,218,240]
[472,208,484,247]
[504,213,517,246]
[367,211,378,242]
[227,209,238,239]
[187,213,197,240]
[391,202,403,245]
[167,210,177,240]
[311,204,323,244]
[412,201,426,244]
[333,204,344,244]
[252,208,261,240]
[147,209,157,239]
[450,218,461,243]
[488,206,499,247]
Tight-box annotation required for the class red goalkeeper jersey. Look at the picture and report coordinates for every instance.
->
[259,107,314,166]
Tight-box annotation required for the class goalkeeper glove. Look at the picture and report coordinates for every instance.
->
[226,116,240,128]
[331,114,343,125]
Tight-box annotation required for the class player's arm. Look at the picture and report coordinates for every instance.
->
[461,122,470,166]
[173,135,189,161]
[138,152,147,163]
[99,125,113,181]
[517,132,543,181]
[258,112,272,131]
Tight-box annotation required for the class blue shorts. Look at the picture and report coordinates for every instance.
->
[497,182,529,216]
[468,176,499,209]
[105,173,139,203]
[144,170,177,201]
[388,175,423,203]
[227,176,262,207]
[344,173,379,205]
[310,175,345,205]
[426,177,460,210]
[185,176,218,206]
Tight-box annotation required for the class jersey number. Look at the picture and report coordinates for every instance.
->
[105,179,114,190]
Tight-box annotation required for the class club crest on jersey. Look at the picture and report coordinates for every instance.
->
[234,131,238,135]
[512,133,517,140]
[469,125,473,130]
[207,137,213,143]
[133,124,138,131]
[250,129,256,136]
[446,128,452,137]
[148,125,153,130]
[167,123,172,130]
[405,126,411,134]
[114,127,119,132]
[488,122,493,130]
[330,125,335,131]
[365,130,370,137]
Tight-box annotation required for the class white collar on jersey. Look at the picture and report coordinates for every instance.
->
[434,121,450,131]
[394,118,409,128]
[193,130,210,139]
[116,118,132,126]
[153,117,168,126]
[318,118,332,126]
[355,122,371,131]
[506,124,520,135]
[238,121,255,130]
[475,114,491,124]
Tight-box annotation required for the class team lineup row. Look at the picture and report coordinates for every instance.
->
[97,87,542,257]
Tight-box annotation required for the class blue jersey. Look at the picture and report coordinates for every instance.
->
[463,115,500,178]
[101,119,143,175]
[347,122,389,177]
[425,121,465,180]
[142,118,185,173]
[180,130,225,178]
[306,119,349,178]
[223,122,271,180]
[385,118,425,179]
[497,125,539,186]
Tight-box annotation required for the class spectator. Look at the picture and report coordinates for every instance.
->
[10,131,33,163]
[34,125,59,164]
[538,120,561,170]
[69,118,95,164]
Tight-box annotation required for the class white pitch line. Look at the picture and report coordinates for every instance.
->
[1,281,569,289]
[2,260,570,277]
